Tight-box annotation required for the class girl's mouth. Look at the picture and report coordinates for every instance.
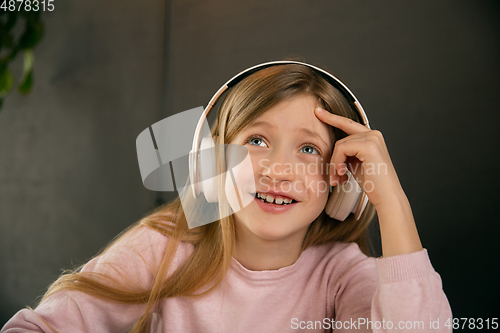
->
[252,192,298,214]
[254,192,297,205]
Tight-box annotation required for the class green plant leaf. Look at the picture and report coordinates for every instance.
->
[18,71,33,94]
[5,12,19,31]
[22,50,34,75]
[18,21,44,51]
[0,66,13,98]
[0,12,18,52]
[0,12,44,110]
[18,50,34,94]
[0,19,15,50]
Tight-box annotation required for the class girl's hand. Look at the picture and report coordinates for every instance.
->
[314,106,403,209]
[314,106,422,256]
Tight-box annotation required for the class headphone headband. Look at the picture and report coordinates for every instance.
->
[205,61,370,126]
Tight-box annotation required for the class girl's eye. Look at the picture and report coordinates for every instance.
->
[300,145,320,155]
[246,135,267,147]
[245,135,321,155]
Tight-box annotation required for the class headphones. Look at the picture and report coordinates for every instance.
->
[189,60,370,221]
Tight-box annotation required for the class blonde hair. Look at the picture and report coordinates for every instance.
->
[39,63,376,332]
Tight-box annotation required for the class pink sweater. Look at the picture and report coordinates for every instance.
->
[2,226,452,332]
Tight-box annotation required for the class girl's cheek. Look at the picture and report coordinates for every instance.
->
[224,145,256,210]
[302,159,328,177]
[302,161,330,198]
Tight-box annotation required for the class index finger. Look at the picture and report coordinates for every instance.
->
[314,106,370,135]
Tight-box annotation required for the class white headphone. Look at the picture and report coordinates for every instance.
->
[189,60,370,221]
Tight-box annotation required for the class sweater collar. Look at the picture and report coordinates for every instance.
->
[230,246,315,282]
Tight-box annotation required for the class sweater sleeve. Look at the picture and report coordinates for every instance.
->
[371,249,452,332]
[1,226,190,333]
[333,247,452,332]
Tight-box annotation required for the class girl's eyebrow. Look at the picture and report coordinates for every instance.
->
[246,120,273,131]
[246,120,330,148]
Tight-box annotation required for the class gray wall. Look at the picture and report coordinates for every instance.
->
[0,0,165,324]
[2,0,499,326]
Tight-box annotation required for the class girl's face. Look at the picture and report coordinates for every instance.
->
[228,93,334,244]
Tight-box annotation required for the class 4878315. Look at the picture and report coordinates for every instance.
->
[445,318,499,330]
[1,0,54,11]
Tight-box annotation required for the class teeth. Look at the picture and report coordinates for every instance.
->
[255,192,294,205]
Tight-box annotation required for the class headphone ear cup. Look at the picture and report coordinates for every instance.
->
[325,170,363,221]
[197,136,219,202]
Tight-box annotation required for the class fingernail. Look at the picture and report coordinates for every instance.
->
[315,106,325,113]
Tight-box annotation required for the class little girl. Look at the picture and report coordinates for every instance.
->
[2,61,452,332]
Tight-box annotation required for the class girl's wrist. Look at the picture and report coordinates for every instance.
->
[374,189,423,257]
[372,185,407,213]
[368,178,407,211]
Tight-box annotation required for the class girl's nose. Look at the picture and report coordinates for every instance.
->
[260,150,296,182]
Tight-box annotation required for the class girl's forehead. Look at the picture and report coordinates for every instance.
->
[245,94,334,145]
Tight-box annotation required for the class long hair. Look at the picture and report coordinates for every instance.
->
[38,63,376,332]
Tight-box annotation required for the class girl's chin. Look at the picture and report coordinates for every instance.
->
[236,220,304,242]
[233,210,314,243]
